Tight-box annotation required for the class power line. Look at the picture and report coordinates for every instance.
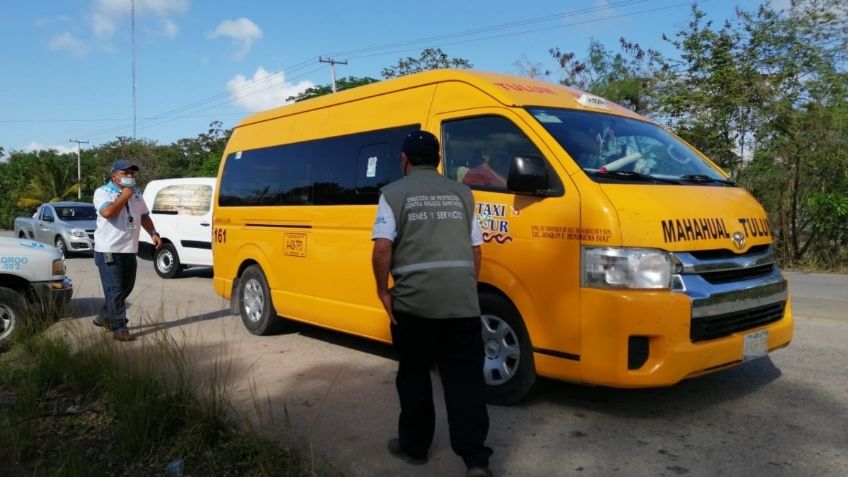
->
[319,57,348,93]
[48,0,698,142]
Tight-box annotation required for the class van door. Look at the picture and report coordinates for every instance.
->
[175,184,214,266]
[434,109,583,359]
[38,205,55,244]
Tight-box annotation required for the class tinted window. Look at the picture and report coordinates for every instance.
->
[219,125,417,206]
[152,185,213,216]
[442,116,544,192]
[41,207,54,220]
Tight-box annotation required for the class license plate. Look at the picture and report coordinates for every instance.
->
[743,330,768,361]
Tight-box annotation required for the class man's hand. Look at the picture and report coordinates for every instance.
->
[377,289,395,325]
[119,186,134,198]
[151,234,163,250]
[372,238,395,324]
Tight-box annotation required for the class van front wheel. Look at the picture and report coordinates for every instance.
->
[479,292,536,405]
[154,243,183,279]
[239,265,283,336]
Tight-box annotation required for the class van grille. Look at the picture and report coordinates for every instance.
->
[700,264,775,284]
[690,302,785,342]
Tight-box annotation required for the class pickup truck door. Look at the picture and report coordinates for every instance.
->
[37,206,55,243]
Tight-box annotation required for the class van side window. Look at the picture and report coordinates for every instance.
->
[442,116,545,192]
[219,125,417,207]
[152,185,213,216]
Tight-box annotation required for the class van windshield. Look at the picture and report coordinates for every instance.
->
[527,108,734,186]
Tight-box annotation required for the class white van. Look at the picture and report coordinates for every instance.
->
[138,178,215,278]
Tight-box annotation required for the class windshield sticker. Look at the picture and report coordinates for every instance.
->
[284,233,307,257]
[1,256,29,271]
[366,155,378,178]
[477,202,512,244]
[661,217,771,243]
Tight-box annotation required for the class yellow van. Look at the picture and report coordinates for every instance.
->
[212,70,792,403]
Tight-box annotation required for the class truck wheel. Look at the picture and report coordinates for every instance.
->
[479,291,536,405]
[0,287,24,348]
[55,235,68,256]
[154,243,183,279]
[239,265,283,335]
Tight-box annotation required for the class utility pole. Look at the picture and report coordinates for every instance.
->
[131,0,137,138]
[69,139,88,199]
[319,56,348,93]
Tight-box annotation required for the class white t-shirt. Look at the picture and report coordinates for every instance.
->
[93,182,150,253]
[372,195,483,245]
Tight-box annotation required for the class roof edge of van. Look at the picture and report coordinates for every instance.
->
[234,69,644,129]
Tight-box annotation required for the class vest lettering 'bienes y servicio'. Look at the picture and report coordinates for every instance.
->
[381,167,480,318]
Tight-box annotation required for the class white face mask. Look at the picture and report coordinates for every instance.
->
[119,177,136,187]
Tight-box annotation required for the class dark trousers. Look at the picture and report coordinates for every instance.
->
[390,310,493,469]
[94,252,137,331]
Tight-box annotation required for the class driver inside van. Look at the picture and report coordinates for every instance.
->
[462,141,510,188]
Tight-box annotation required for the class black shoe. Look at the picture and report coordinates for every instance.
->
[466,466,493,477]
[386,438,427,465]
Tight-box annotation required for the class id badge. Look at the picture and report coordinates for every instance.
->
[127,215,138,231]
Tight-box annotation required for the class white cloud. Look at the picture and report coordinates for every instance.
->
[48,32,89,56]
[158,18,179,38]
[210,18,263,60]
[92,0,189,38]
[226,67,314,112]
[23,142,77,155]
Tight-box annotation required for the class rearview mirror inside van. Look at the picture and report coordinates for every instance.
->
[507,155,559,196]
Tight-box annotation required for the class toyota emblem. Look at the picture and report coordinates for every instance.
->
[732,231,746,250]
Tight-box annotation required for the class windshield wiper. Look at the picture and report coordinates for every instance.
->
[595,170,680,184]
[679,174,735,186]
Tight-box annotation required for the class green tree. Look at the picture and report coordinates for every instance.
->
[14,150,80,208]
[287,76,380,102]
[548,38,662,115]
[381,48,472,79]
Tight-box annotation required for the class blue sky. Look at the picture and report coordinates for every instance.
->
[0,0,783,155]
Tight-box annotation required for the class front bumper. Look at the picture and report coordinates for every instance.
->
[68,236,95,251]
[32,278,73,317]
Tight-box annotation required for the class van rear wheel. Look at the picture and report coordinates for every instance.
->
[239,265,283,336]
[154,243,183,279]
[479,292,536,405]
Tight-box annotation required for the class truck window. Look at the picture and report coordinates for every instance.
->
[54,206,97,220]
[441,116,544,192]
[41,207,54,221]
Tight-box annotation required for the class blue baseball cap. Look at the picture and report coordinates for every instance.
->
[110,159,140,173]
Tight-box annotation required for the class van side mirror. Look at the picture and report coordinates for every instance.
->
[507,155,558,196]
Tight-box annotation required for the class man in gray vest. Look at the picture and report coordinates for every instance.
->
[372,130,493,477]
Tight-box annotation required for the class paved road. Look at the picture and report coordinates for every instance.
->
[30,244,848,476]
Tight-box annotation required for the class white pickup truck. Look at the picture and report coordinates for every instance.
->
[0,237,73,347]
[14,201,97,255]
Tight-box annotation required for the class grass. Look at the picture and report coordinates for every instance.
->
[0,308,318,477]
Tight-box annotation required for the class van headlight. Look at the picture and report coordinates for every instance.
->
[581,247,672,289]
[70,228,86,238]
